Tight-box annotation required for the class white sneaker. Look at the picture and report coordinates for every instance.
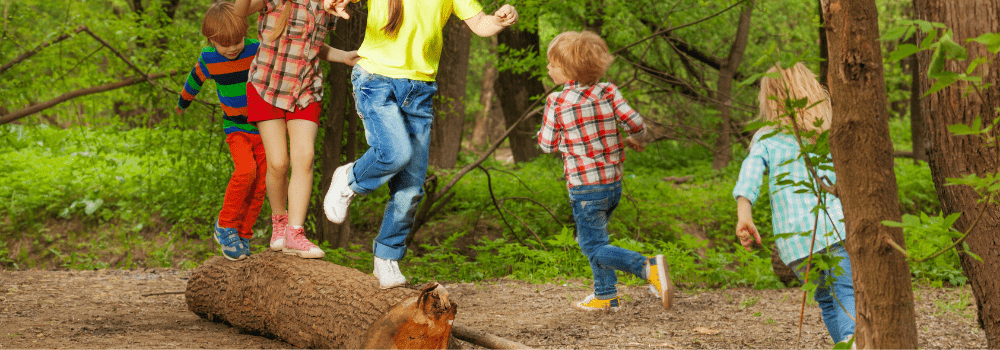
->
[324,163,357,224]
[373,256,406,289]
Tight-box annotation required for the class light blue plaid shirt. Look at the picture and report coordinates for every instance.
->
[733,131,846,265]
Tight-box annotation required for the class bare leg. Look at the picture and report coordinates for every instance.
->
[285,119,319,226]
[257,119,290,216]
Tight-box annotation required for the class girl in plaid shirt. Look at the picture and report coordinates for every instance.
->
[538,31,674,312]
[733,62,856,344]
[235,0,360,259]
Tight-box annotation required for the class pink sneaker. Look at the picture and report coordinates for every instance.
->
[270,214,287,251]
[282,225,325,259]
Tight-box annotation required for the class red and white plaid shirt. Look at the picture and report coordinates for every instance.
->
[538,81,646,188]
[248,0,335,112]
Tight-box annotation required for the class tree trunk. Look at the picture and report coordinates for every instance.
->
[914,1,1000,347]
[185,252,457,349]
[471,39,501,151]
[429,16,472,169]
[822,0,919,348]
[316,1,366,247]
[711,1,753,170]
[818,0,829,87]
[496,27,544,163]
[909,48,927,162]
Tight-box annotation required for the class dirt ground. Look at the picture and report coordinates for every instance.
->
[0,267,987,349]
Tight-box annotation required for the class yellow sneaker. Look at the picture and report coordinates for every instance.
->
[646,255,674,310]
[575,294,620,311]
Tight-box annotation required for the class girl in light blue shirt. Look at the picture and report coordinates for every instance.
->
[733,62,856,345]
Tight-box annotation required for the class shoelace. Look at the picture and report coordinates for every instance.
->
[338,187,356,203]
[271,215,287,239]
[286,228,316,249]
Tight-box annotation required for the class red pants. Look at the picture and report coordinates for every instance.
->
[218,132,267,239]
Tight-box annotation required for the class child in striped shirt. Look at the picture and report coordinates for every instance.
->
[177,1,264,261]
[538,31,674,312]
[733,62,856,345]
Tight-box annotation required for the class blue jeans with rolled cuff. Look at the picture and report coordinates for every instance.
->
[569,181,647,299]
[790,242,857,343]
[348,65,438,261]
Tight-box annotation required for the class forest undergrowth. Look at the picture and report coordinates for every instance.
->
[0,117,962,290]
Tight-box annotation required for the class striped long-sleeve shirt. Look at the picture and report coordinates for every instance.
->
[732,131,845,265]
[178,38,260,135]
[538,81,647,188]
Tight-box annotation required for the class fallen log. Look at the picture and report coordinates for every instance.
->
[186,251,455,349]
[452,324,531,349]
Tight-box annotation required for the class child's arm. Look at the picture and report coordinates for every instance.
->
[537,94,561,154]
[735,197,761,251]
[235,0,266,17]
[176,55,211,115]
[319,45,361,66]
[463,5,518,37]
[732,135,768,251]
[610,86,648,152]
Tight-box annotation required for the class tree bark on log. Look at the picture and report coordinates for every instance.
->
[185,251,457,349]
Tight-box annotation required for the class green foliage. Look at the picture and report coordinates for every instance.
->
[0,123,233,268]
[882,212,966,286]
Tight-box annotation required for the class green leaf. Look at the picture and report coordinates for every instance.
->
[882,220,904,228]
[944,212,962,227]
[947,117,984,135]
[939,34,969,61]
[883,25,911,42]
[920,29,939,49]
[889,44,920,63]
[970,32,1000,53]
[925,73,959,97]
[963,242,983,262]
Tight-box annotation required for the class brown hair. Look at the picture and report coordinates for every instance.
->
[265,1,294,43]
[546,31,615,86]
[202,1,249,46]
[382,0,403,36]
[757,62,832,133]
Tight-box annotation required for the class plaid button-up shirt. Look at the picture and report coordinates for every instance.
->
[538,82,646,188]
[248,0,335,112]
[732,131,845,265]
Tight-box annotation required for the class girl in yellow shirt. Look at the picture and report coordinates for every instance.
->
[323,0,518,289]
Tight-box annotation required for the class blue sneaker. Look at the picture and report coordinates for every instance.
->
[214,221,246,261]
[240,236,252,257]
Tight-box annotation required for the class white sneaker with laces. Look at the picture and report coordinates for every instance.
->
[373,256,407,289]
[324,163,357,224]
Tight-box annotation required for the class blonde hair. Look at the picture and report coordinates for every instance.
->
[202,2,249,46]
[757,62,832,133]
[546,31,615,86]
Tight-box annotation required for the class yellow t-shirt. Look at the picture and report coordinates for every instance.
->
[357,0,483,81]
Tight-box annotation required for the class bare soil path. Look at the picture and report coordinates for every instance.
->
[0,268,987,349]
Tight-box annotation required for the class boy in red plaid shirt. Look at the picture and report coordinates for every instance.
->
[538,31,674,312]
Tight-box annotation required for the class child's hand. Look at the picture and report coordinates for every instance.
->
[344,50,361,66]
[494,4,518,27]
[323,0,351,19]
[735,219,761,252]
[175,107,183,115]
[624,136,645,152]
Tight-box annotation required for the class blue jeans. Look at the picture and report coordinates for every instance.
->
[790,242,856,343]
[569,181,647,299]
[349,65,437,261]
